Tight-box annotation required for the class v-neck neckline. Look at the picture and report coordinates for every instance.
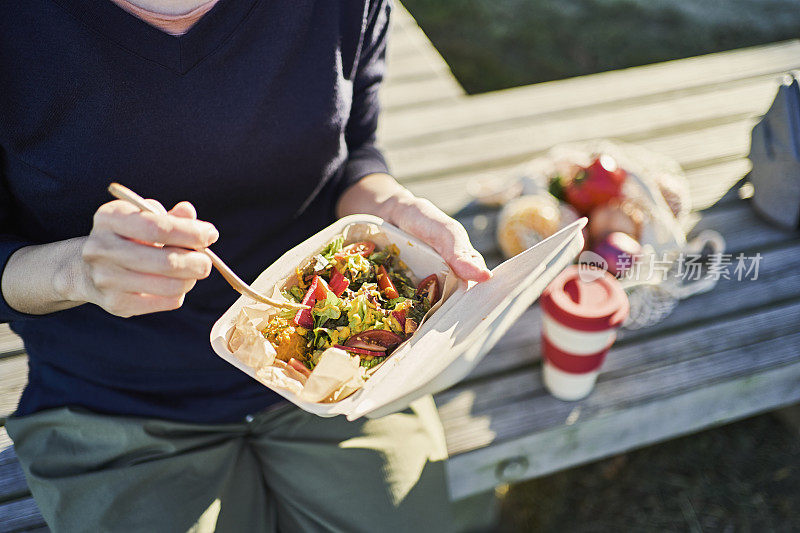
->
[55,0,260,74]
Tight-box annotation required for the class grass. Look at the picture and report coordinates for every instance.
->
[497,412,800,531]
[401,0,800,93]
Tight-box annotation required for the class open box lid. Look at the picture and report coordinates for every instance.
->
[211,215,586,420]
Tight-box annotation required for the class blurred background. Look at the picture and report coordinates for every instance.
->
[403,0,800,93]
[398,1,800,530]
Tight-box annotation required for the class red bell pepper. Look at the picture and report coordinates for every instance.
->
[564,155,627,215]
[328,269,349,297]
[293,275,330,329]
[376,265,400,299]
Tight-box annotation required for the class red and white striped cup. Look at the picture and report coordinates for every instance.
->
[539,265,629,401]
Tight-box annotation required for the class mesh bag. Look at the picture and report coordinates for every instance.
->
[491,140,725,329]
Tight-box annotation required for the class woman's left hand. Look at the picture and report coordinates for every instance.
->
[337,174,492,282]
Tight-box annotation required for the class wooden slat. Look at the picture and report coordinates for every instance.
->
[0,449,29,505]
[439,312,800,460]
[445,361,800,499]
[0,443,16,467]
[385,6,463,86]
[379,40,800,145]
[386,23,443,68]
[387,1,417,31]
[380,76,462,112]
[380,2,464,113]
[386,4,460,88]
[385,48,453,84]
[440,300,800,420]
[0,497,46,533]
[462,243,800,383]
[385,75,781,181]
[0,428,11,451]
[0,356,26,423]
[0,326,23,360]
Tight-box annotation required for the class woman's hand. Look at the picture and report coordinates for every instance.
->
[1,199,217,317]
[75,200,218,317]
[336,174,492,282]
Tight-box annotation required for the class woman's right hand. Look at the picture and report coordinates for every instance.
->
[76,200,218,317]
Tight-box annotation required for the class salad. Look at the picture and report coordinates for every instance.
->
[261,236,442,373]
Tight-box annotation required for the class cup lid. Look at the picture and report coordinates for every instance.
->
[540,265,629,331]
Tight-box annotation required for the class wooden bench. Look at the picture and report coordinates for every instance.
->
[2,4,800,530]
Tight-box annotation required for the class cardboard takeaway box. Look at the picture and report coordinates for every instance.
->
[210,214,586,420]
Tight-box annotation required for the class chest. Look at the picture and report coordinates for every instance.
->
[0,0,354,239]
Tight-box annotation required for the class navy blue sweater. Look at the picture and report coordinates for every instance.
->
[0,0,391,423]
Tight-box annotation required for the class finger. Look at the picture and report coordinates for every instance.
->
[169,201,197,220]
[435,223,493,282]
[91,263,197,297]
[447,248,493,282]
[396,199,492,282]
[102,292,185,317]
[94,201,218,249]
[84,232,213,279]
[144,199,168,215]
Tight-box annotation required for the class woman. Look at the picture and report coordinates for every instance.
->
[0,0,495,531]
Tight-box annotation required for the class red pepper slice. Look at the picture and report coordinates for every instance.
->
[416,274,441,304]
[376,265,400,299]
[293,275,330,329]
[335,241,376,260]
[328,269,349,297]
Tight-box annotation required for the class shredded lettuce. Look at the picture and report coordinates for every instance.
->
[313,293,343,328]
[342,254,372,279]
[408,298,431,323]
[312,327,339,349]
[387,297,410,309]
[277,306,298,320]
[367,250,390,265]
[345,293,370,333]
[320,236,344,261]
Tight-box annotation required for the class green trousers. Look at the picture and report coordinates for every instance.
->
[7,396,495,533]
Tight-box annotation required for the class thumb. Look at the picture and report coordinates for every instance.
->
[447,246,492,282]
[438,223,492,282]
